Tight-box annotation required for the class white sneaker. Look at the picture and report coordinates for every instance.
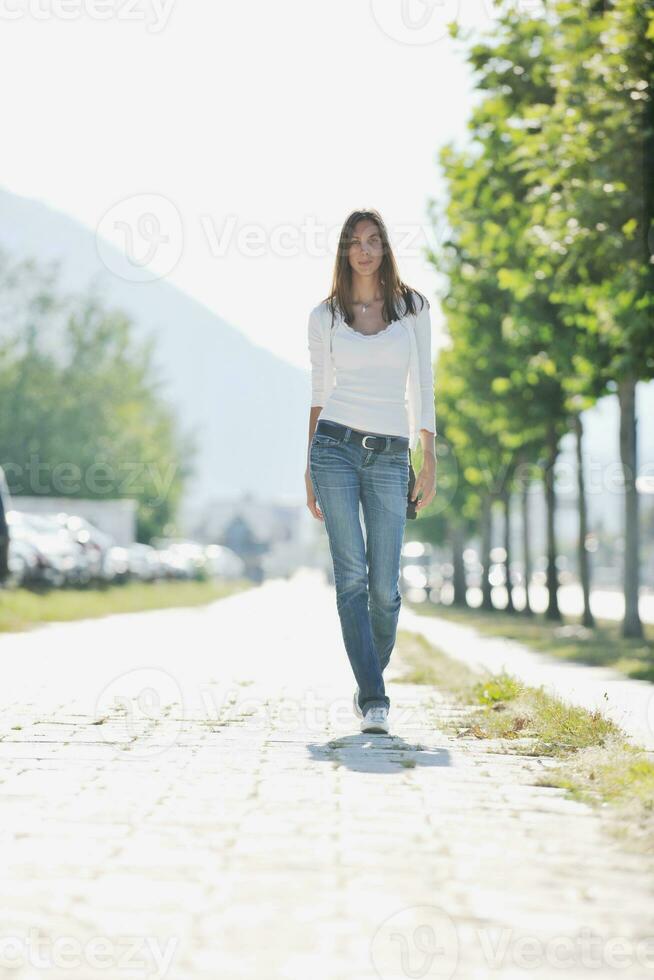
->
[353,688,363,719]
[360,705,389,734]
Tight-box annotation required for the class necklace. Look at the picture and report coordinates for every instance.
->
[356,297,382,314]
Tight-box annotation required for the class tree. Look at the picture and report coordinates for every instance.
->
[0,249,198,541]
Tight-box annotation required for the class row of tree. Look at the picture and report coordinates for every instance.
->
[423,0,653,637]
[0,250,196,541]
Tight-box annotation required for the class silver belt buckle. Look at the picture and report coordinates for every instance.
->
[362,434,378,449]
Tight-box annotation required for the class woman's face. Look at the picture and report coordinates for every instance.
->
[347,219,384,278]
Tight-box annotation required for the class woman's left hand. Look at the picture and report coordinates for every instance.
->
[412,453,436,512]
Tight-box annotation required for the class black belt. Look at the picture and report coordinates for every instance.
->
[315,419,409,453]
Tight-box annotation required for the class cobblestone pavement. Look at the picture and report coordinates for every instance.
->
[1,570,653,979]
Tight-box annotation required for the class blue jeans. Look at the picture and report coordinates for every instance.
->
[309,421,409,713]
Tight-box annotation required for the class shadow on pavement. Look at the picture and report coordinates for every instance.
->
[307,737,452,774]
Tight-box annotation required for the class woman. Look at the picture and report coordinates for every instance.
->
[305,208,437,736]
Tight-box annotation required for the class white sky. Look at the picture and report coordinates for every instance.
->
[0,0,493,369]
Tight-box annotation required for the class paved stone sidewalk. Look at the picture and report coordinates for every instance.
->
[0,570,653,979]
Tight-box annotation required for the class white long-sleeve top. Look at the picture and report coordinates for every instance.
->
[307,291,437,450]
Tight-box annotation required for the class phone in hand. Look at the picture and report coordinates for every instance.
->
[407,460,418,520]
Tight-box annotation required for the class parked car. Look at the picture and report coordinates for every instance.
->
[6,535,41,587]
[151,538,209,580]
[0,467,10,586]
[204,544,246,580]
[2,504,240,592]
[5,511,83,588]
[104,546,130,584]
[126,542,162,581]
[54,513,115,584]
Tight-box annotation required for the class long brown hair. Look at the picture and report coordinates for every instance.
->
[323,208,428,328]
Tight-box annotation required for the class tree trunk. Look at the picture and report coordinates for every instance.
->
[544,427,561,621]
[503,487,515,613]
[574,414,595,628]
[481,494,493,610]
[521,474,533,617]
[451,522,467,607]
[618,375,643,638]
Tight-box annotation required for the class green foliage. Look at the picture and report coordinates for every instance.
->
[424,0,653,614]
[0,250,198,540]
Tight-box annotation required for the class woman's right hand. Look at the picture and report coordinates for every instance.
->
[305,469,324,521]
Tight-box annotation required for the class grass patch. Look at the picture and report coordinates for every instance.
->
[465,686,620,755]
[472,671,522,705]
[395,630,619,755]
[406,600,654,682]
[0,578,253,633]
[394,628,654,850]
[536,736,654,852]
[393,630,480,702]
